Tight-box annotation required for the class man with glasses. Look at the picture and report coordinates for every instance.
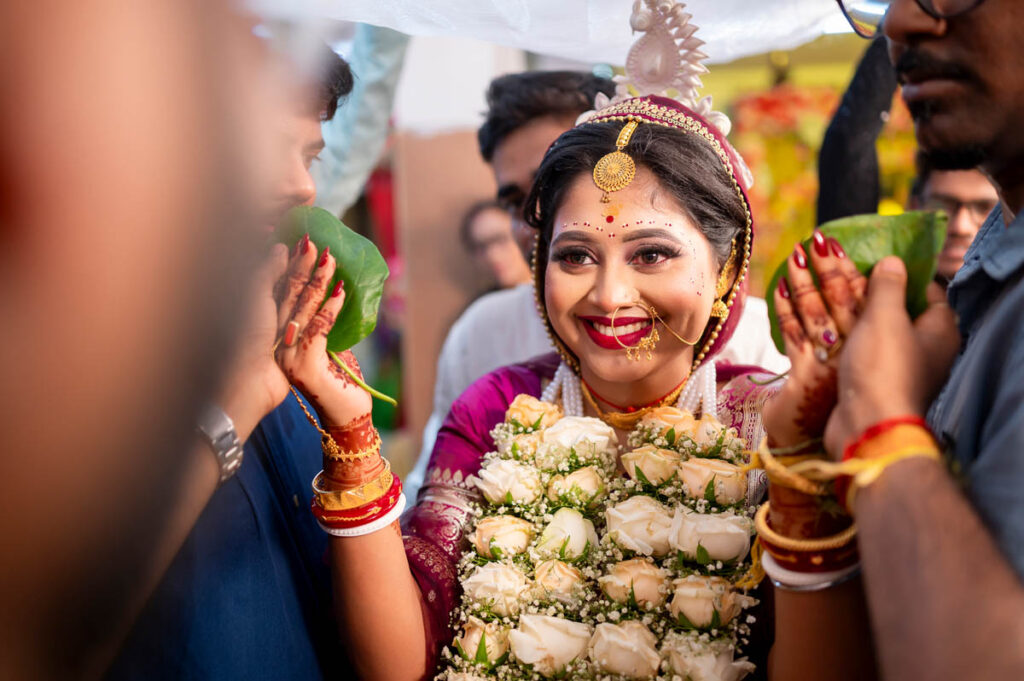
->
[821,1,1024,678]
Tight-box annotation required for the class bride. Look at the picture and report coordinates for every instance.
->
[273,5,875,680]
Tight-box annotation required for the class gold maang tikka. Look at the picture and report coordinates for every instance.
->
[711,238,738,318]
[593,120,639,222]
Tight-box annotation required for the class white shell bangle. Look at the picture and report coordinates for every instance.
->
[762,551,861,592]
[317,493,407,538]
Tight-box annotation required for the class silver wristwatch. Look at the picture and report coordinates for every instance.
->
[197,404,244,483]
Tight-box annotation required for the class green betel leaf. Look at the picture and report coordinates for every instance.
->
[278,206,390,352]
[766,211,948,354]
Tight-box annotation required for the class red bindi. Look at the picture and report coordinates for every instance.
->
[605,215,614,223]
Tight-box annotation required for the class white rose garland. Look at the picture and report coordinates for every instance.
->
[440,399,760,681]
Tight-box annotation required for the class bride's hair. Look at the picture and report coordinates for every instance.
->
[524,121,746,268]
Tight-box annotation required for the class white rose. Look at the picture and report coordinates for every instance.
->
[597,558,669,609]
[536,508,598,561]
[678,458,747,505]
[454,617,509,668]
[668,575,756,629]
[462,562,531,617]
[547,466,606,507]
[669,507,753,564]
[536,416,617,468]
[508,614,592,677]
[506,394,562,431]
[661,632,755,681]
[534,559,584,604]
[694,414,728,447]
[621,444,681,486]
[588,621,660,678]
[604,495,673,557]
[639,406,698,442]
[472,515,534,559]
[494,430,542,461]
[470,459,542,505]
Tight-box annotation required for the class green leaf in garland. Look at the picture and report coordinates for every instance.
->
[703,478,717,504]
[675,611,697,631]
[531,415,544,431]
[696,542,711,566]
[710,608,722,630]
[765,211,948,354]
[277,206,389,352]
[633,465,655,490]
[666,427,677,446]
[474,632,491,666]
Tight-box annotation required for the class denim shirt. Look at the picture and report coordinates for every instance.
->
[106,396,345,680]
[928,205,1024,578]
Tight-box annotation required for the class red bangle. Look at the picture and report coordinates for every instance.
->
[841,415,930,462]
[311,475,403,528]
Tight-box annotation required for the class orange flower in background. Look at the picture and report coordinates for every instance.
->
[729,85,917,296]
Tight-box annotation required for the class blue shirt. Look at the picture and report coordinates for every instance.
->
[928,205,1024,578]
[106,396,345,680]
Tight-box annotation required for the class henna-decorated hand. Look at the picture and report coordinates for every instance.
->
[275,234,372,430]
[824,257,959,456]
[218,244,291,442]
[762,232,868,448]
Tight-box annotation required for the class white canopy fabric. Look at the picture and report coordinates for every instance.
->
[251,0,844,65]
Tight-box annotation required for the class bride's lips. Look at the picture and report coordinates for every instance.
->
[578,314,654,350]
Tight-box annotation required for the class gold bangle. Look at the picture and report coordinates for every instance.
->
[322,430,382,461]
[313,459,393,511]
[754,502,858,553]
[753,439,831,496]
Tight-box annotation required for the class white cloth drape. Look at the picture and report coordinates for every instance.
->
[250,0,842,65]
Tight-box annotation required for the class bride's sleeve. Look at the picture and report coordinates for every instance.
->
[399,366,533,675]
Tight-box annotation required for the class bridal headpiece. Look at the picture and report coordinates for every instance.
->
[538,0,756,372]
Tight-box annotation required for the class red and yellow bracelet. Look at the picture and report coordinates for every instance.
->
[312,474,403,529]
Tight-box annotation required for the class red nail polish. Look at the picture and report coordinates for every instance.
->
[778,277,791,299]
[793,244,808,269]
[300,233,310,254]
[812,230,829,257]
[331,280,343,297]
[319,246,330,267]
[829,237,847,259]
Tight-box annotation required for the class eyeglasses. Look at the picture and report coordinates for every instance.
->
[836,0,989,38]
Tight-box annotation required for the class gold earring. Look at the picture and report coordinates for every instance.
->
[711,239,738,318]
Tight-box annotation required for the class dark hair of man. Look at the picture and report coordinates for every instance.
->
[525,122,746,267]
[477,71,616,162]
[315,43,354,122]
[459,199,505,252]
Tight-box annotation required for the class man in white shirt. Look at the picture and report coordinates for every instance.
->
[406,71,788,498]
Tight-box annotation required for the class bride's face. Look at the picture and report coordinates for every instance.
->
[544,167,720,388]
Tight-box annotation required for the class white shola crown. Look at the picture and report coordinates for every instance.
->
[578,0,732,137]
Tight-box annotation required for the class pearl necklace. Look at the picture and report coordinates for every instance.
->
[541,361,718,421]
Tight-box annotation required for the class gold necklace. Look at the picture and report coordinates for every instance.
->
[580,379,688,431]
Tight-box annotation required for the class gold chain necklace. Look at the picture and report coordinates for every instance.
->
[580,379,688,431]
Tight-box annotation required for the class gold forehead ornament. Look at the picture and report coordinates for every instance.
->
[593,120,639,203]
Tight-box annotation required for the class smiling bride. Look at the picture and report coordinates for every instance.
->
[270,2,879,679]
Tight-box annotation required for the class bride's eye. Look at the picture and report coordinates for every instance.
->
[552,247,594,267]
[630,245,679,266]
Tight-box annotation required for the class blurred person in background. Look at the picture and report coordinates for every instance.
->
[910,154,998,282]
[407,70,790,500]
[0,1,278,678]
[460,199,532,291]
[105,37,358,681]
